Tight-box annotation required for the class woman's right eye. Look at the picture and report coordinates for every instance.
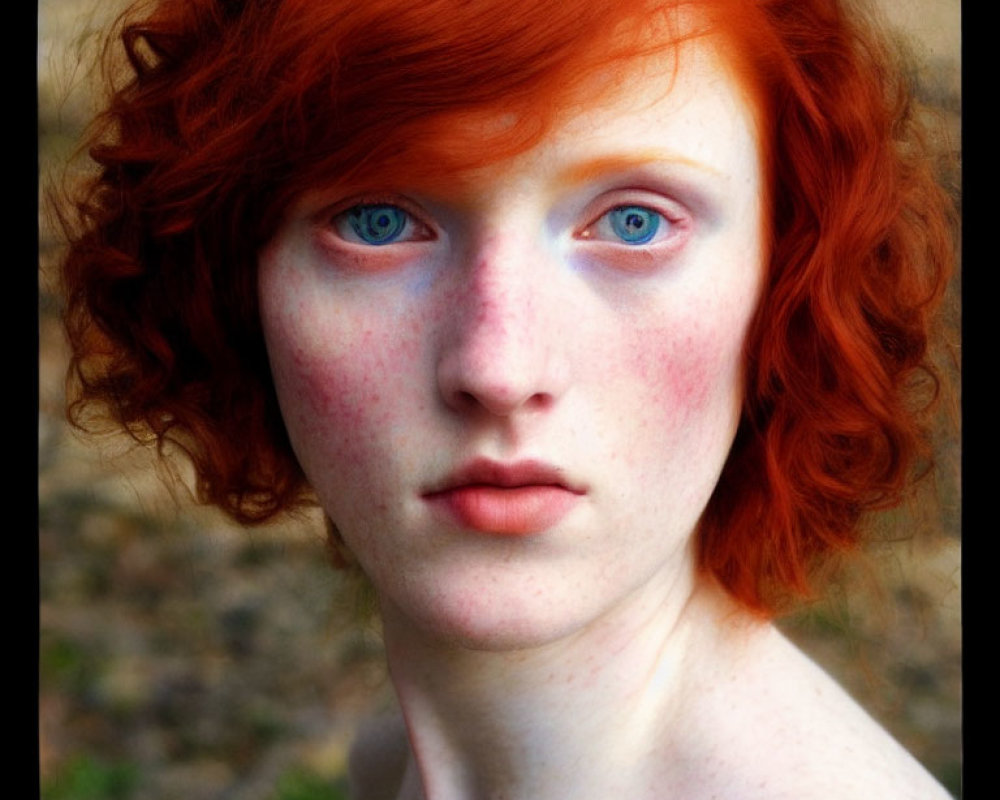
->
[332,203,433,246]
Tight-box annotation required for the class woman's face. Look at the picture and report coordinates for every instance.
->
[258,37,764,649]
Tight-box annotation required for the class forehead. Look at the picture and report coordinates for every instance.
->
[320,32,758,203]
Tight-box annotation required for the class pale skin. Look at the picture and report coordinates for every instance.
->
[257,33,951,800]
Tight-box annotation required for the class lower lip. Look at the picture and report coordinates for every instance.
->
[425,485,581,536]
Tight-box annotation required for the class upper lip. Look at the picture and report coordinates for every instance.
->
[422,458,587,496]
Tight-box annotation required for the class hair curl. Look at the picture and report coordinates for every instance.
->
[59,0,955,614]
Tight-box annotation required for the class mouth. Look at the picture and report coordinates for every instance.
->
[422,458,586,536]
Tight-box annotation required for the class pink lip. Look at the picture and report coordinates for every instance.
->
[422,459,586,536]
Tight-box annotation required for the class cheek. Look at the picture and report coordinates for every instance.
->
[261,295,421,475]
[623,314,743,428]
[607,305,751,517]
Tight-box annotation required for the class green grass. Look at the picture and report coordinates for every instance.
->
[42,755,139,800]
[270,767,350,800]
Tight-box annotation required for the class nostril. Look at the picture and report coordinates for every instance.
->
[530,392,555,411]
[455,390,479,411]
[449,386,555,417]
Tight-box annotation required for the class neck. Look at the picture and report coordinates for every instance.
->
[379,569,762,800]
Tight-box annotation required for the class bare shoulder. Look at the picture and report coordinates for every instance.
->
[690,623,954,800]
[347,710,412,800]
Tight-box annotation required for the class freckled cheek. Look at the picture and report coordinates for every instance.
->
[266,312,423,472]
[620,315,745,430]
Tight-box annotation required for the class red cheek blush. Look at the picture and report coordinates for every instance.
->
[621,322,723,418]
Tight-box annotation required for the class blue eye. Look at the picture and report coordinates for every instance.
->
[608,206,661,245]
[346,204,409,245]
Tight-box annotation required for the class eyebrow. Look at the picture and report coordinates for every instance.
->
[554,152,723,188]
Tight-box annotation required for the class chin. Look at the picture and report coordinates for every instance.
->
[379,579,605,654]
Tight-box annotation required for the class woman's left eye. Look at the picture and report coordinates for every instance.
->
[333,203,428,245]
[581,204,673,246]
[608,206,661,244]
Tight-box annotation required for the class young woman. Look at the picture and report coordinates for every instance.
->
[57,0,957,796]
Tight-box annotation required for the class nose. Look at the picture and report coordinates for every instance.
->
[436,240,570,417]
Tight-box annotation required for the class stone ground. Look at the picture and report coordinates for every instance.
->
[39,1,961,798]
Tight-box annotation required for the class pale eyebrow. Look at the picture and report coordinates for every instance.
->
[554,152,722,189]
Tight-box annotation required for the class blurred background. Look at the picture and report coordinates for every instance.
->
[38,1,962,798]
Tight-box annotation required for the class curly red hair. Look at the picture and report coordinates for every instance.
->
[59,0,955,614]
